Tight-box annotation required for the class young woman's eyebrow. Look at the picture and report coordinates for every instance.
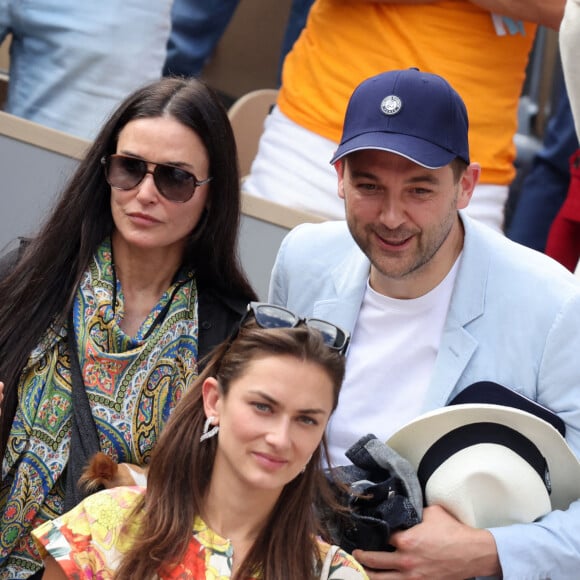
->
[248,390,279,405]
[248,390,326,414]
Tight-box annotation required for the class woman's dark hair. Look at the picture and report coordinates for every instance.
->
[0,77,255,462]
[114,322,346,580]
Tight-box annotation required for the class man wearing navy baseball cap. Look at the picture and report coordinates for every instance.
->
[268,68,580,578]
[329,67,470,169]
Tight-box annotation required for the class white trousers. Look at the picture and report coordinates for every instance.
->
[1,0,172,140]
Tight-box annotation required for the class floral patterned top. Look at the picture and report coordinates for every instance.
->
[32,487,368,579]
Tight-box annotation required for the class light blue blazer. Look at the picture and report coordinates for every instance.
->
[269,214,580,579]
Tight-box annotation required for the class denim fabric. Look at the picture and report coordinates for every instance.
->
[507,86,580,251]
[324,434,422,554]
[163,0,314,85]
[0,0,172,139]
[163,0,240,78]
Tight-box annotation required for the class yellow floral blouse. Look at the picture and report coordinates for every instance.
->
[32,487,368,579]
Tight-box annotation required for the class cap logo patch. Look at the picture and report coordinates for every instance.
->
[381,95,402,116]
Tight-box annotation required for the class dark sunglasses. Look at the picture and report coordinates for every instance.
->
[101,154,212,203]
[242,302,350,355]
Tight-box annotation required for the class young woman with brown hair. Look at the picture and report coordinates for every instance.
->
[33,305,367,579]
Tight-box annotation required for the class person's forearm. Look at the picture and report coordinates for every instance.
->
[560,0,580,137]
[490,500,580,577]
[336,0,563,27]
[468,0,565,29]
[463,528,502,578]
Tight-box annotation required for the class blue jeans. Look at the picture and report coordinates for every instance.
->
[163,0,240,78]
[0,0,172,139]
[163,0,315,85]
[507,86,580,251]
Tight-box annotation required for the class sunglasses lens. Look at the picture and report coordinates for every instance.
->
[104,156,197,202]
[307,319,349,352]
[253,304,299,329]
[155,165,196,202]
[106,156,146,190]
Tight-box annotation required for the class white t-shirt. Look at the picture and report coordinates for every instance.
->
[327,257,461,466]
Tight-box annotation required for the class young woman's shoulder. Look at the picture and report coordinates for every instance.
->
[76,485,145,513]
[32,486,145,578]
[317,539,369,579]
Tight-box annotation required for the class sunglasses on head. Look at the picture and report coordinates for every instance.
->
[242,302,350,356]
[101,154,212,203]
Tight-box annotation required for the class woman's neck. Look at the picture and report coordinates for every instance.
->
[111,232,184,336]
[202,474,280,558]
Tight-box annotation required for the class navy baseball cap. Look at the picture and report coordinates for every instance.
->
[330,68,470,168]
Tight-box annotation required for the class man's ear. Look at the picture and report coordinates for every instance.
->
[202,377,221,419]
[457,163,481,210]
[335,159,346,200]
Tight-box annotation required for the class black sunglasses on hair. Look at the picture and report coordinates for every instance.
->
[101,154,212,203]
[242,302,350,356]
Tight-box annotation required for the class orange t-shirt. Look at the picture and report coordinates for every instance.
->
[278,0,536,185]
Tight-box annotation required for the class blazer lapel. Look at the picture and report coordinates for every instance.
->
[312,245,370,332]
[424,216,490,410]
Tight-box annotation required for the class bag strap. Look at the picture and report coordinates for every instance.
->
[320,545,340,579]
[64,310,101,511]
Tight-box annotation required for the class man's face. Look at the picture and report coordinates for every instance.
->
[337,149,478,298]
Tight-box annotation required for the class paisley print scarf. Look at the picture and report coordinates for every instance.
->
[0,238,200,578]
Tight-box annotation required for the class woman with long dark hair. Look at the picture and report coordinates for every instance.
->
[0,77,256,578]
[33,307,367,579]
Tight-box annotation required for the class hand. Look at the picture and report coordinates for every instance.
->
[0,381,4,417]
[467,0,564,29]
[352,505,501,579]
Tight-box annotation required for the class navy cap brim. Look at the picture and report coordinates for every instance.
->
[329,131,459,168]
